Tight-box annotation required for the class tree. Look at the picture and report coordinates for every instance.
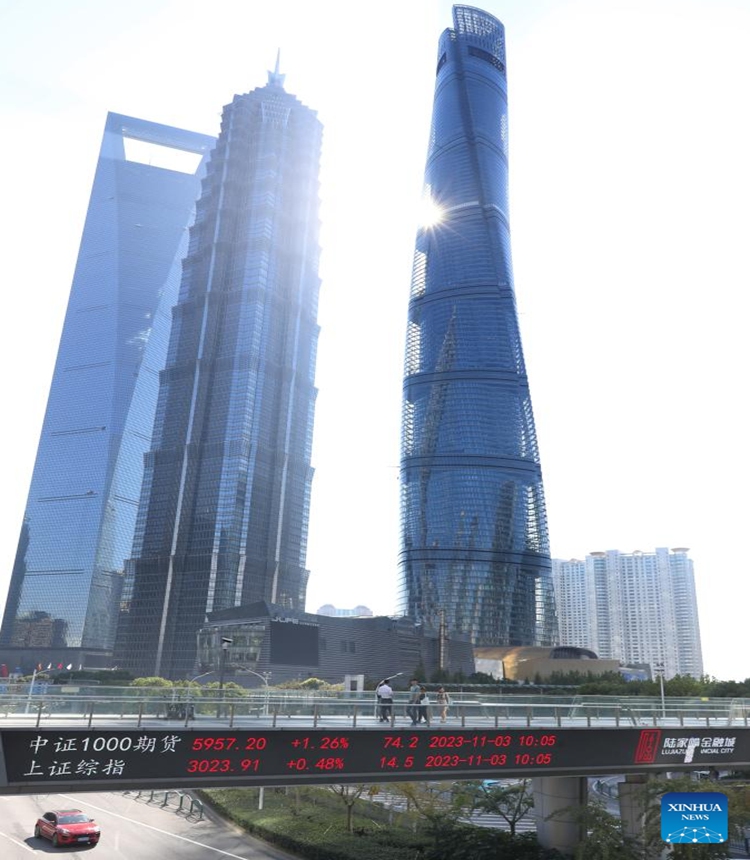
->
[327,783,367,833]
[276,678,342,690]
[548,797,641,860]
[467,671,497,685]
[172,680,203,691]
[663,674,703,697]
[131,676,172,687]
[203,680,245,697]
[393,781,464,830]
[462,778,535,837]
[421,817,565,860]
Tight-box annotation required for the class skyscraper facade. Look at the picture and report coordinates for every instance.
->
[0,114,213,668]
[114,70,323,679]
[399,6,557,647]
[552,548,703,678]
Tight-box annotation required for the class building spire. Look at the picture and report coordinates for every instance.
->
[267,49,285,88]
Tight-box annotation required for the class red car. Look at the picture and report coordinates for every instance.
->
[34,809,101,847]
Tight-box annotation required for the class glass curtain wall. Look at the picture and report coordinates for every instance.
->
[114,75,322,679]
[399,6,558,647]
[0,115,213,663]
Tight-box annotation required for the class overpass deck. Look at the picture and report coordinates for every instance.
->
[1,691,748,731]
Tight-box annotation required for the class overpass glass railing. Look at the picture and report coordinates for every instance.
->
[0,687,748,730]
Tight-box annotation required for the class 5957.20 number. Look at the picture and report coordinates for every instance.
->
[191,736,267,751]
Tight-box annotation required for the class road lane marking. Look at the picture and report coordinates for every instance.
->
[0,830,34,852]
[58,794,253,859]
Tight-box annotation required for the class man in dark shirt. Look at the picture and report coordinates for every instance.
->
[407,678,421,725]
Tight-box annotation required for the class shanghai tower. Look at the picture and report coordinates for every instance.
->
[115,66,323,678]
[399,6,557,647]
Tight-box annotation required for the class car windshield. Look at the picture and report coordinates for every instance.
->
[57,814,89,825]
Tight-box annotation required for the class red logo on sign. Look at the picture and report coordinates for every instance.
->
[634,729,662,764]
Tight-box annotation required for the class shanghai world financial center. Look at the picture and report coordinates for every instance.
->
[0,115,214,668]
[1,6,556,677]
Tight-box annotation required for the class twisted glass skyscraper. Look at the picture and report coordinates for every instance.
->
[399,6,557,647]
[114,69,322,679]
[0,114,213,667]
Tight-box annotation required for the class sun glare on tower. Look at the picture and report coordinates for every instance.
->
[418,192,443,228]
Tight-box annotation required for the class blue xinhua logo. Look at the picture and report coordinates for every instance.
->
[661,792,728,843]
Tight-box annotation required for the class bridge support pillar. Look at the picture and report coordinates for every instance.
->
[532,775,587,854]
[618,773,650,843]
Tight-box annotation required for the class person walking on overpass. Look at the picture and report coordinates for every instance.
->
[407,678,421,725]
[417,686,431,726]
[376,679,393,722]
[436,686,450,723]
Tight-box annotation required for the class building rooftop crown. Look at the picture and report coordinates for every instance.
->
[267,49,286,88]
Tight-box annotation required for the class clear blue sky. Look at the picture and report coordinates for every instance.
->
[1,0,749,679]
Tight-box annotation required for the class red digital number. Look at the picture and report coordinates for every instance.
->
[429,735,464,748]
[320,736,350,750]
[191,736,237,751]
[425,754,461,768]
[186,758,232,773]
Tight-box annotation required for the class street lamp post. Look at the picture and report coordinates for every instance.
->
[233,666,272,812]
[217,637,232,719]
[655,662,666,719]
[182,671,215,722]
[23,667,39,715]
[239,668,272,716]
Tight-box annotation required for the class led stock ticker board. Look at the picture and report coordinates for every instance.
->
[1,727,749,793]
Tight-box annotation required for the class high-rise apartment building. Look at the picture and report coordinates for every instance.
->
[552,548,703,678]
[114,69,323,679]
[0,115,213,669]
[399,6,557,647]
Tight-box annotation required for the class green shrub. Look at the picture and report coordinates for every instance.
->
[200,786,560,860]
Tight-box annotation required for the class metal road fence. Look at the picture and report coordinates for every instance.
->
[0,686,749,731]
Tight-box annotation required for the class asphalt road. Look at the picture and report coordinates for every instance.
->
[0,790,298,859]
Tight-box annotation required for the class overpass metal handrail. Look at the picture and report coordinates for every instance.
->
[0,691,747,730]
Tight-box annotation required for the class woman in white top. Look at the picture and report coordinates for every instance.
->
[436,686,450,723]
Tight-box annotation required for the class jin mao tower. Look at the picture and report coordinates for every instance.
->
[115,67,323,678]
[399,6,557,647]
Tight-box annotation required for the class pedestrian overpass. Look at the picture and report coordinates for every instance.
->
[1,689,748,853]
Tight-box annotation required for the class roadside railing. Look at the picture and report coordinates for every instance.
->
[123,788,204,820]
